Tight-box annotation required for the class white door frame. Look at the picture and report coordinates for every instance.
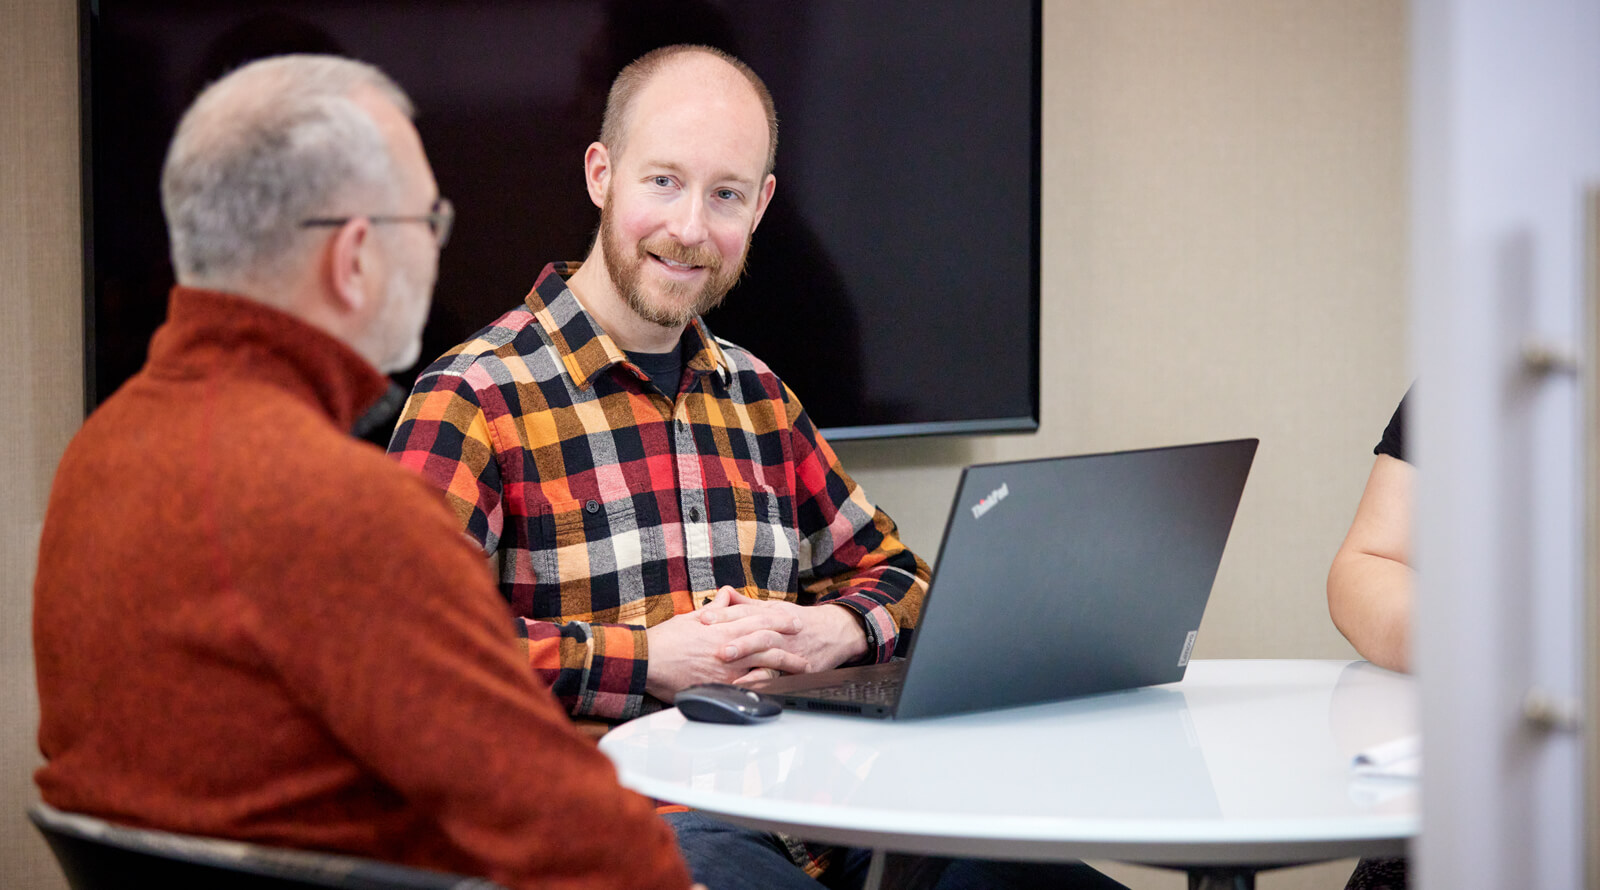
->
[1411,1,1598,887]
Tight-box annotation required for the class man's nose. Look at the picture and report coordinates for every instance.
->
[666,194,710,247]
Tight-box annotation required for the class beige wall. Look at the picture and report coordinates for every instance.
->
[836,3,1406,886]
[2,0,81,885]
[841,0,1407,661]
[0,2,1405,888]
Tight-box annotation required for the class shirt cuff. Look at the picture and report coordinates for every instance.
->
[573,622,651,721]
[820,592,897,665]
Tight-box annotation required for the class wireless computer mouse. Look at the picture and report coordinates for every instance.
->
[675,683,783,725]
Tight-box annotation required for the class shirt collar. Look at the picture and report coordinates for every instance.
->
[524,261,732,391]
[149,287,390,431]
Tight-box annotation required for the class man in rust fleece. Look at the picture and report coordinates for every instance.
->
[33,53,691,890]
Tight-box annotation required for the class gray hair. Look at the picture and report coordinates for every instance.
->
[160,54,415,294]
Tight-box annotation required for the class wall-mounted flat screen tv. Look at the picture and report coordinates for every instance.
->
[82,0,1040,441]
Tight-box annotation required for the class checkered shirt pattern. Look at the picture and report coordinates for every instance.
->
[390,262,930,725]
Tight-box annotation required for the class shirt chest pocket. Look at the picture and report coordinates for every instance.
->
[715,482,801,599]
[529,496,667,624]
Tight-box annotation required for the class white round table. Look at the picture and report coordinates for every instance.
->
[599,659,1416,888]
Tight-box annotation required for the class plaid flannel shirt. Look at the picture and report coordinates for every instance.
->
[390,262,930,726]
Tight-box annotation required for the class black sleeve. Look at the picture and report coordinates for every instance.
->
[1374,387,1411,463]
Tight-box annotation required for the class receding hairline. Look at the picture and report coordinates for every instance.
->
[601,45,778,177]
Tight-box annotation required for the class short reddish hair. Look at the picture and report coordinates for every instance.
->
[600,44,778,176]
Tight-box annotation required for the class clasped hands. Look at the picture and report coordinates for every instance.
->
[644,586,867,701]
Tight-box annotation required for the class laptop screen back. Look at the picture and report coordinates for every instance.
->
[892,439,1257,718]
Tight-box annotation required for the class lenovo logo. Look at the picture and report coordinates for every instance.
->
[970,482,1010,519]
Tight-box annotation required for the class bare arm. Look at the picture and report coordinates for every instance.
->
[1327,454,1414,672]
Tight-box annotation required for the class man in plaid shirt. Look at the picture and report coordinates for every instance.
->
[390,42,928,729]
[391,43,1123,890]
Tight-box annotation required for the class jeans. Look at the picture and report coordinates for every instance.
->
[663,810,1129,890]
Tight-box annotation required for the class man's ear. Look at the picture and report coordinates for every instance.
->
[326,217,374,312]
[749,173,777,234]
[583,142,611,211]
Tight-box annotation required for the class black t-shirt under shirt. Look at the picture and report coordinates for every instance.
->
[624,344,685,400]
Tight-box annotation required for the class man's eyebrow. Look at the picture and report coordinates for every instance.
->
[641,159,758,190]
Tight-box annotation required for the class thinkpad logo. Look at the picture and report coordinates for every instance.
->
[970,482,1010,519]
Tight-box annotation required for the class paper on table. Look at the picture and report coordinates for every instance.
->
[1351,733,1420,779]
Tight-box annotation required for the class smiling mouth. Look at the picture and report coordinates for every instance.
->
[650,253,703,272]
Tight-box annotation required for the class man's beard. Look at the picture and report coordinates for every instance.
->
[600,196,749,329]
[372,261,431,373]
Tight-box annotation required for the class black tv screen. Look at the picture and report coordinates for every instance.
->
[82,0,1040,441]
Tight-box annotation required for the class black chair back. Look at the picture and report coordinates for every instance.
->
[29,803,504,889]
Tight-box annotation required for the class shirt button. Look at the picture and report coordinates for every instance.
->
[688,507,701,522]
[585,500,600,514]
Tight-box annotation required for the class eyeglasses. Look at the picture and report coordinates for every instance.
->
[301,196,454,248]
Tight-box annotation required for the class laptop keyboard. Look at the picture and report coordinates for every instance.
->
[808,678,901,704]
[754,658,907,716]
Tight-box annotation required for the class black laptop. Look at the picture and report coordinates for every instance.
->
[752,438,1258,719]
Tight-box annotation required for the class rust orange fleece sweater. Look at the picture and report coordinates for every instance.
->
[33,288,689,890]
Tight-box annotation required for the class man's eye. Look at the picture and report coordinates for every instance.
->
[715,189,739,201]
[652,176,673,188]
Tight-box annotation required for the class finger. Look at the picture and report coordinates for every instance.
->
[701,603,798,631]
[737,648,809,676]
[730,667,781,687]
[720,623,816,661]
[697,587,738,624]
[719,611,803,639]
[719,628,785,662]
[729,593,803,631]
[698,602,744,625]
